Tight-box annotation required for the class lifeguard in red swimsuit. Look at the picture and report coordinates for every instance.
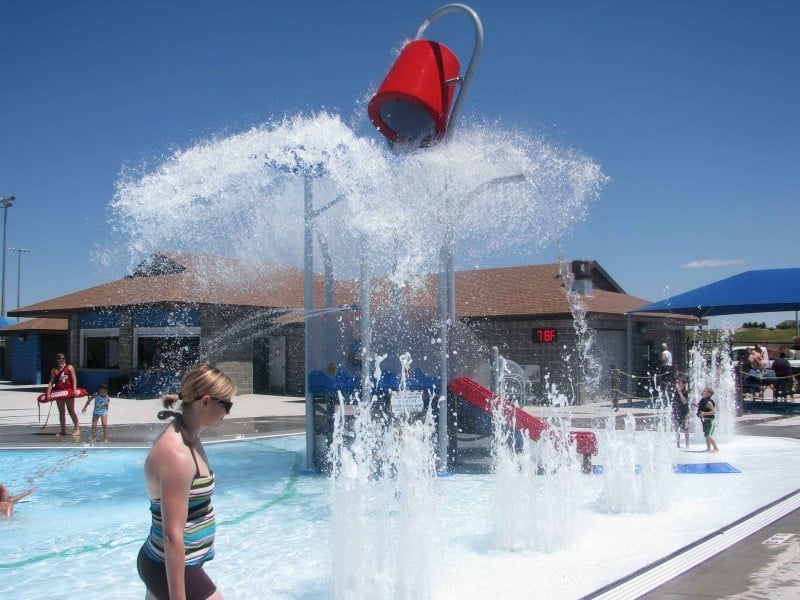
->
[46,353,80,438]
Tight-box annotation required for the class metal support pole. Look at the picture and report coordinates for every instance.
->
[359,243,372,399]
[626,313,633,399]
[437,243,449,472]
[1,210,6,317]
[0,197,16,317]
[16,250,21,313]
[490,346,500,395]
[309,193,345,310]
[316,231,335,308]
[9,248,30,322]
[303,175,315,470]
[447,231,456,322]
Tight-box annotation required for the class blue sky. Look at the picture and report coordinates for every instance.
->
[1,1,798,327]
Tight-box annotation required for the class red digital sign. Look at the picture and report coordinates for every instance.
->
[533,328,558,343]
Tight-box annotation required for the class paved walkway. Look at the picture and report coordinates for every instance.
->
[0,382,305,447]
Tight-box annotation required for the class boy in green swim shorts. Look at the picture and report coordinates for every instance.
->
[695,387,719,453]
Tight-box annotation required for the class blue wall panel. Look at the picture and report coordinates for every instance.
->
[133,307,200,328]
[80,311,120,328]
[12,334,41,385]
[77,370,120,393]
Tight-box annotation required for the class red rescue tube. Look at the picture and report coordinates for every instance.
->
[37,388,87,403]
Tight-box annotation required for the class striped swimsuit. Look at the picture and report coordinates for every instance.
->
[143,452,216,566]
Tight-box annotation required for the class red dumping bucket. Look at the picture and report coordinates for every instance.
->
[368,39,461,145]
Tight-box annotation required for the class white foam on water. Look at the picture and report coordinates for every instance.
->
[2,434,799,599]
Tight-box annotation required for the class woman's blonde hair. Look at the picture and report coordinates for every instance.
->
[162,364,236,412]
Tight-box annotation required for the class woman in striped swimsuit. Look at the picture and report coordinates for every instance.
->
[137,364,236,600]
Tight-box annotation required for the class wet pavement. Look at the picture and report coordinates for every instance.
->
[640,413,800,599]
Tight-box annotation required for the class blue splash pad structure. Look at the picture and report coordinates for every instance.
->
[673,462,741,474]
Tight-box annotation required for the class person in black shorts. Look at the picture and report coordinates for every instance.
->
[671,377,690,448]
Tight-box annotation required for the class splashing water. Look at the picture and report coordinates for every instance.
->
[597,413,673,514]
[490,381,585,552]
[109,108,607,600]
[328,375,440,600]
[713,342,738,442]
[109,113,606,287]
[688,331,736,443]
[559,257,603,403]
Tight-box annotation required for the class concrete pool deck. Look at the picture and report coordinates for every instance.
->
[0,382,307,447]
[1,381,794,448]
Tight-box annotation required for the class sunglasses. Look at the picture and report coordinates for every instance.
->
[211,396,233,414]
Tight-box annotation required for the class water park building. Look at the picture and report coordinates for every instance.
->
[3,252,691,402]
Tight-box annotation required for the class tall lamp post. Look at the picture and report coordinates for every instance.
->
[0,196,15,318]
[8,248,30,322]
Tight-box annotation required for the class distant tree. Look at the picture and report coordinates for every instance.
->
[760,322,767,329]
[777,320,798,330]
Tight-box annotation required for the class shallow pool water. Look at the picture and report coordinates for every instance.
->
[2,433,799,599]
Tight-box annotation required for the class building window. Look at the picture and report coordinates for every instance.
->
[134,327,201,373]
[81,329,120,369]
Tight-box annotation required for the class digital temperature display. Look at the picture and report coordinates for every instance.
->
[533,328,558,343]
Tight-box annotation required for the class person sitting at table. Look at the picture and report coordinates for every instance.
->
[748,347,765,371]
[772,352,793,399]
[754,344,769,367]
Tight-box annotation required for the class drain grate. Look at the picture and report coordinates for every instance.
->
[762,533,794,545]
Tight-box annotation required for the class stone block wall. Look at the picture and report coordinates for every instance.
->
[201,307,257,394]
[118,308,133,374]
[284,326,305,396]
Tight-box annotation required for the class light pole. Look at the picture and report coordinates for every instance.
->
[8,248,30,322]
[0,196,15,318]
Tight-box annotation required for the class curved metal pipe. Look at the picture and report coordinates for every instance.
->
[416,3,484,140]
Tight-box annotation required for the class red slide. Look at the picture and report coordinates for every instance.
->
[37,388,88,403]
[448,376,597,458]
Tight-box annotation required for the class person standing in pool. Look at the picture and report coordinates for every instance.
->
[0,484,36,518]
[45,352,80,438]
[137,364,235,600]
[695,386,719,453]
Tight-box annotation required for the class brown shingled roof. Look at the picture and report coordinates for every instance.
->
[10,253,682,321]
[11,253,322,317]
[331,263,672,320]
[0,317,68,334]
[454,264,641,317]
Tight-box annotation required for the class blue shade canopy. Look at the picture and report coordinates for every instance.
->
[632,268,800,318]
